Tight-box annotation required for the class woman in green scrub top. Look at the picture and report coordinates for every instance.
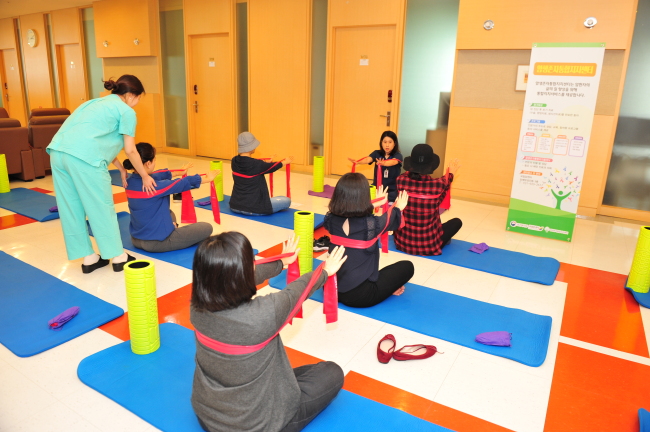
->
[47,74,157,274]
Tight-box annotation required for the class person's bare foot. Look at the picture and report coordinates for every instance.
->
[393,286,405,296]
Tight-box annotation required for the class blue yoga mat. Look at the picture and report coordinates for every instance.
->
[270,259,552,367]
[0,188,59,222]
[90,212,256,270]
[387,236,559,285]
[78,323,451,432]
[109,169,130,187]
[0,251,124,357]
[194,195,325,230]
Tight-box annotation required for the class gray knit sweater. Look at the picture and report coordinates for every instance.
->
[190,260,329,432]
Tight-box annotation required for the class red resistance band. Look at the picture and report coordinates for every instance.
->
[401,172,451,213]
[195,254,338,355]
[329,203,404,251]
[233,160,291,199]
[350,158,365,173]
[124,170,221,225]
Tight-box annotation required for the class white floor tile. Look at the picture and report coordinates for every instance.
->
[6,330,122,400]
[1,401,101,432]
[434,352,552,432]
[344,323,462,402]
[62,385,152,432]
[0,361,58,430]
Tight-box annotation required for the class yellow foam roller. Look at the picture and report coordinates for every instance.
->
[124,260,160,354]
[0,154,9,194]
[370,185,376,201]
[312,156,324,193]
[210,160,224,201]
[294,211,314,275]
[628,226,650,293]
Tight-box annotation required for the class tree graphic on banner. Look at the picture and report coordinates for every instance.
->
[540,166,582,210]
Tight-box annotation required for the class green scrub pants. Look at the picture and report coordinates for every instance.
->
[50,150,123,260]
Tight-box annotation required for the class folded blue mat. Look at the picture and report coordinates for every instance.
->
[194,195,325,230]
[0,188,59,222]
[0,251,124,357]
[387,236,559,285]
[78,323,451,432]
[270,259,552,367]
[640,408,650,432]
[89,212,256,269]
[109,169,130,187]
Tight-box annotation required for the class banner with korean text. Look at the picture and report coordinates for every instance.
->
[506,43,605,242]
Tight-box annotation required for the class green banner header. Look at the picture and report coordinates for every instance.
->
[533,42,605,48]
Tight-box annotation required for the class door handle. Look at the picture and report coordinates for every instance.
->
[193,101,198,113]
[379,111,391,127]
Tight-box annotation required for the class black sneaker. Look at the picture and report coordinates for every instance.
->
[173,193,182,202]
[313,236,331,252]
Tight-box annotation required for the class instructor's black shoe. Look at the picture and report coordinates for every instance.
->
[112,254,137,272]
[81,256,110,274]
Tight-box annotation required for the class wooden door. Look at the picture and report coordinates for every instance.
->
[0,48,27,126]
[189,34,235,159]
[329,26,397,176]
[57,43,87,111]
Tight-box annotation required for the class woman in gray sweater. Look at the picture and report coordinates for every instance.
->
[190,232,347,432]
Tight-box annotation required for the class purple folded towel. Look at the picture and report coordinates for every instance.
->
[469,242,489,254]
[308,185,335,199]
[49,206,58,213]
[475,331,511,347]
[48,306,80,331]
[197,200,211,206]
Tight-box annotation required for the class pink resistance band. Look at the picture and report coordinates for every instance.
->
[329,202,404,250]
[195,253,338,355]
[233,159,291,199]
[402,171,451,210]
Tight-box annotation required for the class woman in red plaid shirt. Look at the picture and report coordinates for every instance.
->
[395,144,462,256]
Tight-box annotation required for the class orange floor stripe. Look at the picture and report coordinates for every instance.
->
[0,213,37,230]
[544,342,650,431]
[343,371,512,431]
[557,263,648,357]
[100,283,194,341]
[113,191,127,204]
[29,187,53,194]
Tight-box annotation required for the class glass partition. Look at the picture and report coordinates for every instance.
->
[602,0,650,211]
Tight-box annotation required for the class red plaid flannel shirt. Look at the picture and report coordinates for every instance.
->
[394,172,453,256]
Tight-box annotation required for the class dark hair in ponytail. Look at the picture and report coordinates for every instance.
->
[407,171,423,180]
[123,142,156,170]
[103,74,145,96]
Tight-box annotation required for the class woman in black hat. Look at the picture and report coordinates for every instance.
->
[394,144,462,256]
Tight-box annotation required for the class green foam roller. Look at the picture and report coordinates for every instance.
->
[294,211,314,275]
[210,160,224,201]
[370,185,376,201]
[628,226,650,293]
[0,154,9,194]
[312,156,324,193]
[124,260,160,354]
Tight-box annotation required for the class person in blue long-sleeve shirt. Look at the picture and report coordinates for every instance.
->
[123,142,217,253]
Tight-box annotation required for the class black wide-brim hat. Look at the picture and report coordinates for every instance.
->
[403,144,440,175]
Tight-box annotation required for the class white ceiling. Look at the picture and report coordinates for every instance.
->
[0,0,91,20]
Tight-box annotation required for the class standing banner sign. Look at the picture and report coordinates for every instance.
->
[506,43,605,242]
